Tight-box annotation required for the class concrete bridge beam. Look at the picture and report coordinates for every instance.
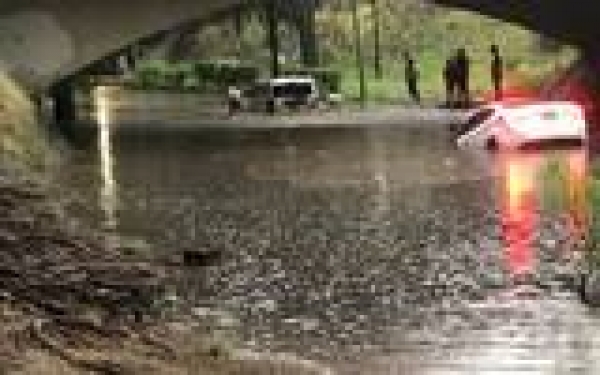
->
[0,0,599,94]
[0,0,240,90]
[434,0,600,50]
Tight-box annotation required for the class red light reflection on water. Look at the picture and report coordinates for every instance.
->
[497,152,538,277]
[476,60,596,277]
[495,147,588,279]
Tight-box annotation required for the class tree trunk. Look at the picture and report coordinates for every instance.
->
[233,6,244,37]
[352,0,367,105]
[266,0,280,78]
[371,0,382,78]
[299,5,319,67]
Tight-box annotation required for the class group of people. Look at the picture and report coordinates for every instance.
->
[404,44,504,107]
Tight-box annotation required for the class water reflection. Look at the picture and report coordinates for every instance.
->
[95,86,118,231]
[368,129,391,220]
[495,147,588,280]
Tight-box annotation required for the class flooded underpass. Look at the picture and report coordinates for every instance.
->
[57,122,600,374]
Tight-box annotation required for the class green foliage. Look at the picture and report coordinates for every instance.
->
[315,2,578,102]
[130,60,259,92]
[131,1,578,102]
[132,60,186,90]
[205,62,259,87]
[130,59,341,95]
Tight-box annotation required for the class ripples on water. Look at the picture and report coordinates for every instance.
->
[58,124,598,373]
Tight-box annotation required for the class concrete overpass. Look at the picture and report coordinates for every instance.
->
[1,0,600,93]
[1,0,599,90]
[435,0,600,52]
[1,0,600,89]
[0,0,241,90]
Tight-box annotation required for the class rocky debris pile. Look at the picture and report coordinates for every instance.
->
[0,171,184,373]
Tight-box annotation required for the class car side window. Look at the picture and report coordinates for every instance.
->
[458,108,495,136]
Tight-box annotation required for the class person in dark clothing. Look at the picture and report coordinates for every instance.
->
[404,52,421,104]
[443,57,457,108]
[491,44,503,100]
[228,86,242,116]
[454,48,471,108]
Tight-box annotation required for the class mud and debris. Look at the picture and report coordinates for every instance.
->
[0,169,188,374]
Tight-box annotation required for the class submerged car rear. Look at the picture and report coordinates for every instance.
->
[504,103,586,148]
[457,102,588,151]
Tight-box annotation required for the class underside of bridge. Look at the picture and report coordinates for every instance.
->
[0,0,599,90]
[0,0,241,90]
[435,0,600,51]
[0,0,599,91]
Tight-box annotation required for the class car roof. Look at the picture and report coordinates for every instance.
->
[468,101,586,132]
[471,101,583,117]
[256,77,316,85]
[480,100,580,109]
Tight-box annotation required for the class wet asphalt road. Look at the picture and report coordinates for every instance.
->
[59,123,600,374]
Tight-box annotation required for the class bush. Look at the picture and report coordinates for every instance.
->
[131,61,341,94]
[133,60,183,90]
[131,60,259,92]
[193,61,259,89]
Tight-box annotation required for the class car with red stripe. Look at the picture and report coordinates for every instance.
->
[456,101,587,151]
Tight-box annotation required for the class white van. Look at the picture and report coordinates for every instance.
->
[230,77,336,113]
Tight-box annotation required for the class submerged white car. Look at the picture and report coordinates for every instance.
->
[229,77,342,113]
[456,101,587,150]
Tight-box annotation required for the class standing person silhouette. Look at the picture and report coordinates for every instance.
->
[491,44,504,101]
[404,52,421,104]
[443,56,457,108]
[455,48,471,108]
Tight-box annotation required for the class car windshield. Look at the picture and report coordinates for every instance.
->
[273,83,313,98]
[458,107,495,136]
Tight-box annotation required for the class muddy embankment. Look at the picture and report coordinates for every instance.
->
[0,73,188,374]
[0,74,328,375]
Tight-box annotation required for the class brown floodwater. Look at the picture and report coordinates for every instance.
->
[56,109,599,373]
